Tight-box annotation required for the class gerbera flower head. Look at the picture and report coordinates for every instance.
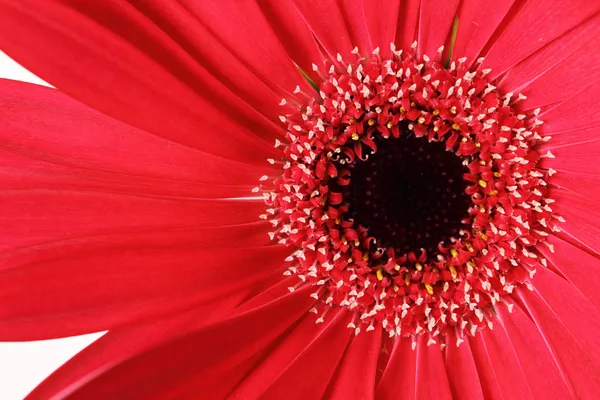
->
[0,0,599,399]
[262,43,558,344]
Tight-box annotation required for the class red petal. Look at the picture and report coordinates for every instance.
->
[518,267,600,399]
[376,337,417,399]
[452,0,516,65]
[258,0,325,85]
[417,0,460,59]
[234,309,352,399]
[327,325,382,400]
[0,240,286,340]
[541,79,600,134]
[290,0,372,60]
[495,304,574,399]
[552,190,600,254]
[363,0,401,57]
[395,0,421,51]
[482,0,600,80]
[0,1,279,163]
[0,186,265,251]
[415,335,453,399]
[56,285,315,399]
[470,322,534,399]
[499,14,600,110]
[0,79,272,197]
[28,292,248,400]
[541,235,600,310]
[468,333,511,399]
[445,331,485,399]
[176,0,313,96]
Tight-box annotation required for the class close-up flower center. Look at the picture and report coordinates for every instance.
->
[260,44,558,344]
[343,129,470,257]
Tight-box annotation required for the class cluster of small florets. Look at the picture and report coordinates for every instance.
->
[257,42,560,346]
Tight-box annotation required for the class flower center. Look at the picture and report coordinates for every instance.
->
[342,129,470,257]
[259,43,559,345]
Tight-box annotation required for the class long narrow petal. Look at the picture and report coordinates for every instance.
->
[174,0,313,96]
[395,0,421,51]
[541,80,600,134]
[27,292,249,400]
[290,0,372,60]
[258,0,325,85]
[518,267,600,399]
[496,304,574,399]
[415,336,453,399]
[0,1,280,163]
[540,235,600,310]
[452,0,516,65]
[417,0,460,58]
[498,13,600,110]
[233,309,352,399]
[363,0,401,57]
[445,331,485,399]
[51,285,315,399]
[0,239,286,340]
[0,79,273,195]
[327,326,382,400]
[481,0,600,80]
[473,322,535,399]
[376,338,417,399]
[551,190,600,254]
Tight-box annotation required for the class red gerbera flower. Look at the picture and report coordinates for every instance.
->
[1,0,600,398]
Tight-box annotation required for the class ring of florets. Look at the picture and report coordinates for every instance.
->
[257,42,560,346]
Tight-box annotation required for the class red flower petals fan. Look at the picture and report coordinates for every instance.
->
[0,0,599,399]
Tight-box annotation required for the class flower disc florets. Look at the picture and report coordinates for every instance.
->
[258,43,559,345]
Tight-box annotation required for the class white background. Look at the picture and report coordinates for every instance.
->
[0,52,105,400]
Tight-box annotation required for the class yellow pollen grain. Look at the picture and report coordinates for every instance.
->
[481,232,488,240]
[400,106,406,113]
[405,274,411,286]
[479,205,486,213]
[415,262,423,271]
[489,189,498,196]
[494,172,502,177]
[363,253,369,261]
[367,118,376,126]
[424,284,434,295]
[478,179,487,188]
[452,123,461,130]
[386,121,394,129]
[393,283,400,292]
[479,160,487,166]
[351,133,360,141]
[449,266,457,279]
[450,249,459,257]
[354,240,360,247]
[394,263,401,271]
[342,237,348,245]
[465,242,474,252]
[433,109,440,116]
[349,117,357,124]
[376,268,384,281]
[418,116,426,124]
[335,218,340,224]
